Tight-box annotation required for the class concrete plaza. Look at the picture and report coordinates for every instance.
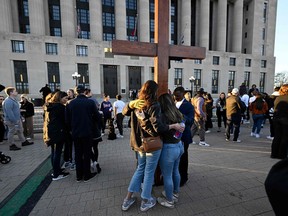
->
[0,122,277,216]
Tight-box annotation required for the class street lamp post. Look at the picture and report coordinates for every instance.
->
[72,72,81,86]
[189,76,195,97]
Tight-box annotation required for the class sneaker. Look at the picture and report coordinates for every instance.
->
[121,197,136,211]
[205,130,211,134]
[84,173,96,183]
[96,164,102,174]
[22,140,34,146]
[250,132,255,137]
[192,141,197,145]
[9,144,21,151]
[233,139,242,143]
[243,120,250,124]
[63,162,70,169]
[199,141,210,147]
[162,191,179,203]
[91,161,97,173]
[140,197,156,212]
[117,134,124,138]
[225,138,230,142]
[52,172,69,181]
[70,163,76,171]
[267,136,274,140]
[255,134,260,138]
[51,168,66,177]
[157,197,174,208]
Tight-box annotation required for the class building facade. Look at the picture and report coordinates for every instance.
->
[0,0,277,99]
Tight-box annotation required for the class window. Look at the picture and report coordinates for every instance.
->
[174,68,182,86]
[23,0,29,17]
[45,43,58,55]
[18,0,30,33]
[194,60,202,64]
[170,0,177,45]
[149,0,155,42]
[14,60,29,94]
[245,58,251,67]
[212,56,220,65]
[244,48,247,54]
[228,71,235,91]
[244,71,250,89]
[11,40,25,53]
[126,0,137,10]
[263,2,267,23]
[103,33,115,41]
[245,32,247,38]
[261,60,267,68]
[194,69,202,91]
[47,62,60,92]
[229,57,236,66]
[102,0,114,6]
[48,0,62,37]
[76,45,88,56]
[52,28,61,37]
[245,19,248,25]
[51,5,60,20]
[212,70,219,94]
[78,9,90,24]
[259,72,266,92]
[77,63,90,88]
[261,45,265,56]
[262,28,266,40]
[103,13,115,27]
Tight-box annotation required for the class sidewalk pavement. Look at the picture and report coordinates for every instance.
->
[0,123,277,216]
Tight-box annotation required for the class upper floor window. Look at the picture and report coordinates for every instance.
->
[213,56,220,65]
[261,45,265,56]
[261,60,267,68]
[194,60,202,64]
[51,5,60,20]
[78,9,90,24]
[53,28,61,37]
[229,57,236,66]
[174,68,183,86]
[46,43,58,55]
[245,58,251,67]
[11,40,25,53]
[76,45,88,56]
[126,0,137,10]
[262,28,266,40]
[23,0,29,17]
[263,2,267,23]
[102,0,114,6]
[103,12,115,27]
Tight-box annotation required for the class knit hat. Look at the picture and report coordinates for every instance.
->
[231,88,239,95]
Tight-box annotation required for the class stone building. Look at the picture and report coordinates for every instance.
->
[0,0,277,99]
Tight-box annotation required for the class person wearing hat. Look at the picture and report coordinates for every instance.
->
[2,87,34,150]
[225,88,246,143]
[191,88,210,147]
[20,94,35,140]
[66,85,101,182]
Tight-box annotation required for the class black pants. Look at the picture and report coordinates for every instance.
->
[51,141,64,177]
[91,140,99,162]
[0,120,5,142]
[226,115,241,141]
[216,110,227,128]
[116,113,124,135]
[102,115,111,133]
[74,136,92,180]
[179,141,189,184]
[271,118,288,159]
[268,116,275,137]
[64,133,73,162]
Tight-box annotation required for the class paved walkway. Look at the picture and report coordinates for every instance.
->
[0,123,277,216]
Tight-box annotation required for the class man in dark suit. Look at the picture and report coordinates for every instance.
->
[173,87,194,186]
[66,85,100,182]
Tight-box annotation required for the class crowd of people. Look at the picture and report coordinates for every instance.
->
[1,81,288,213]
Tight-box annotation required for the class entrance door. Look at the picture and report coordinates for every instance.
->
[103,65,117,98]
[129,66,141,93]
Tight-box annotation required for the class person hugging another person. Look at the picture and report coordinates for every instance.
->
[121,80,183,212]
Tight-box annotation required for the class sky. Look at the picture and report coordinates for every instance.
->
[275,0,288,74]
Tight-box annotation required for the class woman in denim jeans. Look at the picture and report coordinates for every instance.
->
[157,93,185,208]
[121,80,183,212]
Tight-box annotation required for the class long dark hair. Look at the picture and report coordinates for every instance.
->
[158,93,183,123]
[138,80,158,109]
[254,95,264,110]
[49,91,67,103]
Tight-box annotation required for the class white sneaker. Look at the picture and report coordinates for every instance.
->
[157,197,174,208]
[192,141,197,145]
[205,130,211,134]
[91,161,97,173]
[162,191,179,203]
[233,139,242,143]
[267,136,274,140]
[250,132,255,137]
[117,134,124,138]
[255,134,260,138]
[199,141,210,147]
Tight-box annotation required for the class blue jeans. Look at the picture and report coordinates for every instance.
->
[128,149,161,200]
[252,114,265,134]
[51,141,64,177]
[159,142,184,201]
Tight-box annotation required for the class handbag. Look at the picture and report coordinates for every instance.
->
[141,135,163,153]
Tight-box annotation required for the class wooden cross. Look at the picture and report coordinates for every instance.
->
[112,0,206,95]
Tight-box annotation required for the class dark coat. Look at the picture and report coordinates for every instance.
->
[179,99,194,144]
[20,101,34,118]
[66,94,100,139]
[122,102,168,152]
[274,95,288,119]
[43,103,67,146]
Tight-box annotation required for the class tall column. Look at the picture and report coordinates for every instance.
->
[90,0,102,41]
[232,0,243,52]
[266,0,277,57]
[0,0,13,33]
[61,0,76,38]
[115,0,126,40]
[180,0,191,45]
[217,0,227,51]
[199,0,210,48]
[29,0,46,35]
[11,0,19,33]
[138,0,150,42]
